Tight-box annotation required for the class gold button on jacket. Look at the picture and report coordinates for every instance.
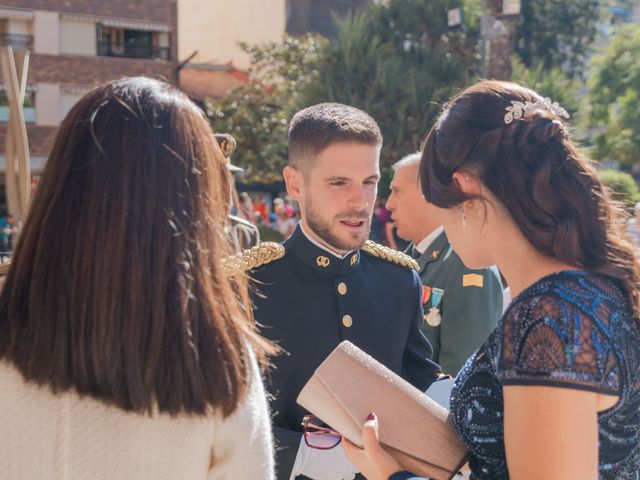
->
[342,314,353,327]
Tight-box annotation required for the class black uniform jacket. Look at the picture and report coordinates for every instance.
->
[251,225,441,479]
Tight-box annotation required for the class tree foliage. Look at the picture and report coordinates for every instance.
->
[588,24,640,166]
[510,56,581,118]
[598,168,640,212]
[205,35,324,184]
[515,0,604,78]
[299,0,482,167]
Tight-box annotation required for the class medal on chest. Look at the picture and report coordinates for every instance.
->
[425,287,444,327]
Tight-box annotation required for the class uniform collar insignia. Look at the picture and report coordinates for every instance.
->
[415,230,450,270]
[316,255,330,268]
[286,225,360,277]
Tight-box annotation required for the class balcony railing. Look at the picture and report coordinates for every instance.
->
[97,40,169,60]
[0,106,35,123]
[0,33,33,50]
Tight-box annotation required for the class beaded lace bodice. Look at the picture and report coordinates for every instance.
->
[450,271,640,479]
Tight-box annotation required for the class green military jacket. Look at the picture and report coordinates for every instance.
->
[413,230,503,375]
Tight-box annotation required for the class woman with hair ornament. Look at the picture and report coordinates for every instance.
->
[342,80,640,480]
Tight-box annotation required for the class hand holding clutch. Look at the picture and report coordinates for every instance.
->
[342,412,406,480]
[297,341,467,480]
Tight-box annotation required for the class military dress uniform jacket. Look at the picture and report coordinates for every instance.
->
[251,225,441,479]
[413,230,503,376]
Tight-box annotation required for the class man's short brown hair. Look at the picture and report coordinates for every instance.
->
[288,103,382,174]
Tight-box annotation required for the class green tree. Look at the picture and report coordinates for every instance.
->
[516,0,604,78]
[205,35,324,184]
[510,56,581,118]
[300,0,481,167]
[588,24,640,167]
[597,168,640,212]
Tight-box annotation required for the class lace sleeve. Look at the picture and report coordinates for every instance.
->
[496,292,620,395]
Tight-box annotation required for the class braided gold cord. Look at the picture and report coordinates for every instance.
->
[221,242,285,275]
[361,240,419,271]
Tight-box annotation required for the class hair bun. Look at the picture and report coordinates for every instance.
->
[527,117,564,145]
[549,119,563,138]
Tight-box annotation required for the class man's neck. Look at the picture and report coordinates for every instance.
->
[299,221,352,259]
[415,225,444,254]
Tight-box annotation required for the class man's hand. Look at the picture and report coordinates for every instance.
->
[341,413,403,480]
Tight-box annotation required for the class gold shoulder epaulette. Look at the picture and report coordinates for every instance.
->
[361,240,419,271]
[221,242,285,275]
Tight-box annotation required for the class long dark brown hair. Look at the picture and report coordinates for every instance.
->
[0,77,275,416]
[420,80,640,318]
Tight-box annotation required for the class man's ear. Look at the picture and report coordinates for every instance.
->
[283,165,304,202]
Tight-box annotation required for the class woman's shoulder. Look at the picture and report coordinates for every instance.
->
[497,270,635,393]
[506,270,628,323]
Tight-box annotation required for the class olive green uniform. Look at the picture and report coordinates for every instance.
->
[413,230,503,375]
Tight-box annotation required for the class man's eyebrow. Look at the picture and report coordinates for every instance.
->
[325,176,352,182]
[324,174,380,182]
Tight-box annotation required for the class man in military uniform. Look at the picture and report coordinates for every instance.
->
[215,133,261,251]
[386,152,503,375]
[235,104,441,480]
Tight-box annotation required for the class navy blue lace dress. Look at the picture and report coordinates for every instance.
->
[447,270,640,479]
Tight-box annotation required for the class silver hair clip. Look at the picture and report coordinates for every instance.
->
[504,97,570,125]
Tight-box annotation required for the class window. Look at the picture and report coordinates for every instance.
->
[0,89,35,123]
[0,18,34,50]
[97,24,169,60]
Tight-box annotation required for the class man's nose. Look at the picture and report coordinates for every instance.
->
[348,185,369,210]
[385,193,395,211]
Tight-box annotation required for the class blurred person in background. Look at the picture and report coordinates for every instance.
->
[386,152,503,375]
[275,207,297,239]
[254,193,271,227]
[216,133,260,252]
[0,77,276,480]
[238,191,256,224]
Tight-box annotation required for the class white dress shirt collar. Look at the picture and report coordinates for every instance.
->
[299,222,355,259]
[415,226,444,254]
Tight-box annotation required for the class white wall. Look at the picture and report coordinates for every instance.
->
[33,10,59,55]
[60,20,96,56]
[178,0,285,68]
[35,83,60,126]
[60,92,83,120]
[156,31,170,47]
[7,19,31,36]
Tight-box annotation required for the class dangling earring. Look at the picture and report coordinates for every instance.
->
[457,206,467,227]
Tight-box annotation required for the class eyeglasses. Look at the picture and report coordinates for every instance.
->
[301,414,342,450]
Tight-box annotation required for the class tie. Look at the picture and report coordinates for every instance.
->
[409,245,421,260]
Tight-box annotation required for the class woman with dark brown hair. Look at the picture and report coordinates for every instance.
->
[343,81,640,479]
[0,77,276,479]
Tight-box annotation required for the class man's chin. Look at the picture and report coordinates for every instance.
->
[340,232,368,251]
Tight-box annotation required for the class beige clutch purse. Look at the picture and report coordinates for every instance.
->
[297,341,468,480]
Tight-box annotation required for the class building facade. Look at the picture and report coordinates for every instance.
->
[0,0,178,179]
[177,0,284,103]
[178,0,285,69]
[286,0,367,38]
